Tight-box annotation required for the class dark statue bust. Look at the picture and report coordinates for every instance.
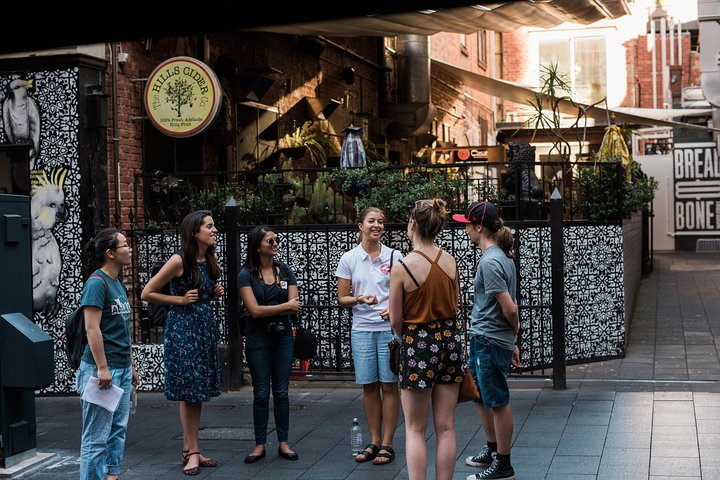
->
[504,143,544,203]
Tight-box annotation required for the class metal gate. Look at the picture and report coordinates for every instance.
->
[222,205,575,384]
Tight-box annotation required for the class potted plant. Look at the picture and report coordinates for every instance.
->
[280,120,337,167]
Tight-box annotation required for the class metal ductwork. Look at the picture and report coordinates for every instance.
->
[699,0,720,107]
[385,34,436,139]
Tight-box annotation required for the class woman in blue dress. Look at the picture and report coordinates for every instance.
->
[141,210,224,476]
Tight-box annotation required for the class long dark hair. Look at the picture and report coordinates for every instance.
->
[180,210,221,287]
[82,228,120,279]
[243,225,273,272]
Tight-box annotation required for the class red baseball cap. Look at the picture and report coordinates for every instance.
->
[452,201,501,231]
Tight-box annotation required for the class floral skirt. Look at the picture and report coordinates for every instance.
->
[398,319,464,390]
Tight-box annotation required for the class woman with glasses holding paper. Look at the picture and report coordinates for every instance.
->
[238,225,301,463]
[76,228,137,480]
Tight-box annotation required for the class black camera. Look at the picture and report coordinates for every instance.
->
[266,321,288,336]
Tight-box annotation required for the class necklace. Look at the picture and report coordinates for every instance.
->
[259,265,280,285]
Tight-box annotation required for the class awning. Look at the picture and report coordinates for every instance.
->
[247,1,631,36]
[612,107,715,120]
[0,2,632,55]
[432,59,719,132]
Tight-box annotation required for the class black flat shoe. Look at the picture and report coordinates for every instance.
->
[244,449,266,464]
[278,448,299,461]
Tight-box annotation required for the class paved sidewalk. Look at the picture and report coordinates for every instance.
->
[8,252,720,480]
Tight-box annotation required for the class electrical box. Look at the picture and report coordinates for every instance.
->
[0,192,54,468]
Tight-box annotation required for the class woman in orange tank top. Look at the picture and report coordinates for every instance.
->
[389,199,463,480]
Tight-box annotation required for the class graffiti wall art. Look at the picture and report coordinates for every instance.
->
[0,68,81,392]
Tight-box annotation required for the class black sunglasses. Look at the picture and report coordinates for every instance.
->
[267,237,279,246]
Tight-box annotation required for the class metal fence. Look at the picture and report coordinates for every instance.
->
[126,160,627,389]
[131,160,625,227]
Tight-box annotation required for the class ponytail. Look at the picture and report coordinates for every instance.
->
[490,225,514,258]
[82,228,120,279]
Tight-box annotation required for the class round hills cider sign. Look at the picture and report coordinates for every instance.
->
[144,56,222,138]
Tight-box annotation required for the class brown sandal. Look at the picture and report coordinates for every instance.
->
[182,452,200,476]
[182,450,217,468]
[198,456,218,467]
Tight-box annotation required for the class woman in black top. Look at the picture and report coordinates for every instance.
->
[238,225,301,463]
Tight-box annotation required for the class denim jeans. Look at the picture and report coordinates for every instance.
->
[76,360,132,480]
[245,333,294,445]
[470,335,512,408]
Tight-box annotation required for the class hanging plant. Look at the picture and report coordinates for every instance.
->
[281,120,338,167]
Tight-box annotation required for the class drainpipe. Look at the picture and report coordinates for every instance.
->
[660,16,669,107]
[669,17,675,66]
[385,35,436,139]
[489,31,497,143]
[677,20,682,68]
[111,42,121,229]
[650,20,657,109]
[397,35,430,104]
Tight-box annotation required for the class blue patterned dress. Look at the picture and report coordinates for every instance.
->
[164,261,222,402]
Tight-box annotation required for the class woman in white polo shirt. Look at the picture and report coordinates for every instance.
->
[336,207,401,466]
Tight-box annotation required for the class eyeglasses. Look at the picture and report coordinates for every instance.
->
[113,244,132,251]
[267,237,279,246]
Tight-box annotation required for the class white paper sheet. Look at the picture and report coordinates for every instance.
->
[81,376,124,413]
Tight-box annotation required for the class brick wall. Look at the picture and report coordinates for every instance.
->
[501,29,699,114]
[105,34,382,230]
[105,38,186,230]
[628,34,698,108]
[430,32,496,148]
[498,29,532,118]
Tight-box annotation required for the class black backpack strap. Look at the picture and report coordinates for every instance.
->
[398,259,420,288]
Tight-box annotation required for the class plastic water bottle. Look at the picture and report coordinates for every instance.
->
[129,385,137,415]
[350,417,362,456]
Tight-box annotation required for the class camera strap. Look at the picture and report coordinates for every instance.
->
[258,263,287,306]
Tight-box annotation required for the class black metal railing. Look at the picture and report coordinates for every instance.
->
[126,160,627,387]
[131,160,625,228]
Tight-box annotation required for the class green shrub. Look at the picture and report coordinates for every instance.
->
[574,158,658,221]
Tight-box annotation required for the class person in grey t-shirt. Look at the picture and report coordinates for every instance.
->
[453,201,521,480]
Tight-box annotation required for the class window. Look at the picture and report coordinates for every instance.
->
[538,36,606,104]
[442,124,451,143]
[477,30,488,69]
[460,34,468,56]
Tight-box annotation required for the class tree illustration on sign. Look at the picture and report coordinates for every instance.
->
[164,79,195,117]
